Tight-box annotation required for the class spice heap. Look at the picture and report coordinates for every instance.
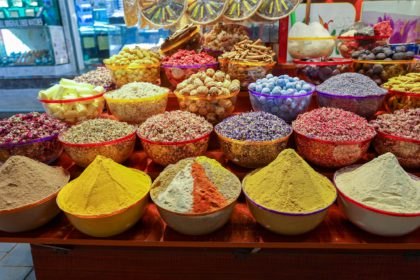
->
[293,108,376,142]
[215,112,292,168]
[60,119,135,144]
[203,23,249,52]
[138,111,212,142]
[57,156,151,215]
[288,22,335,59]
[215,112,291,141]
[39,79,105,123]
[352,45,415,61]
[74,67,113,88]
[162,50,215,66]
[0,112,67,145]
[370,109,419,140]
[151,156,241,214]
[104,47,161,86]
[0,156,69,211]
[243,149,336,213]
[221,39,275,63]
[317,73,386,97]
[106,82,168,99]
[176,69,240,123]
[383,73,420,93]
[160,24,201,56]
[335,153,420,213]
[294,58,353,85]
[138,111,213,165]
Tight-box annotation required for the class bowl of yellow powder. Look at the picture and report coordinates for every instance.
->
[334,153,420,236]
[57,156,151,238]
[150,156,241,235]
[242,149,337,235]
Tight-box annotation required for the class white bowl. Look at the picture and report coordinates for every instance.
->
[334,166,420,236]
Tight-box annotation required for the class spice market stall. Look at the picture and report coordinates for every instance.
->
[1,0,420,279]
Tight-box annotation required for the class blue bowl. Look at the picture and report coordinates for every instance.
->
[390,43,419,55]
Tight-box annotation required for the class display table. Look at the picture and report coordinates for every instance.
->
[1,93,419,279]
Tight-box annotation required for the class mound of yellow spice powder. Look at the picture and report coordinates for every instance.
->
[243,149,336,213]
[57,156,151,216]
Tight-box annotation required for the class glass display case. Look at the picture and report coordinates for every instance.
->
[0,0,79,77]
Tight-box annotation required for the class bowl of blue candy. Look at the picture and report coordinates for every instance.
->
[248,74,315,123]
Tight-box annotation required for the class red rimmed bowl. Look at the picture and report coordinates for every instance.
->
[57,171,151,238]
[162,62,219,88]
[0,134,63,164]
[334,165,420,236]
[373,131,420,169]
[384,89,420,112]
[242,171,337,235]
[58,131,136,167]
[137,132,211,166]
[316,89,387,119]
[39,92,105,124]
[0,169,70,232]
[293,130,375,168]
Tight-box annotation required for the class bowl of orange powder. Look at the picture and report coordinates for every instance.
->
[150,156,241,235]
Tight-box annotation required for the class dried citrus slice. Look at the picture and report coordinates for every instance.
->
[186,0,227,25]
[139,0,187,28]
[224,0,262,21]
[256,0,300,20]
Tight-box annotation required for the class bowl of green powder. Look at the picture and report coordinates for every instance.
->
[334,153,420,236]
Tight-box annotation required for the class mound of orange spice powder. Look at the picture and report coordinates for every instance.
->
[150,156,241,214]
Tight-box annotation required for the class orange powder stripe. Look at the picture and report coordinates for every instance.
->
[191,162,227,214]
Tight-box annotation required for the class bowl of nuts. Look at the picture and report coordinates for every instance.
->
[104,82,169,124]
[0,112,68,164]
[337,35,390,58]
[382,73,420,112]
[161,50,218,88]
[58,119,136,167]
[104,46,161,88]
[174,69,240,124]
[137,111,213,166]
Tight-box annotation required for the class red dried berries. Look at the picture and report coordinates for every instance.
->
[162,50,216,66]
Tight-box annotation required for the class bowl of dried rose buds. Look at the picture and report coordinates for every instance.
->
[162,50,218,88]
[0,112,68,163]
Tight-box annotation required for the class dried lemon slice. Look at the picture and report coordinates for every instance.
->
[139,0,187,28]
[224,0,262,21]
[186,0,228,25]
[256,0,300,20]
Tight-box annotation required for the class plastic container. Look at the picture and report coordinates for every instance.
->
[215,130,292,168]
[334,166,420,236]
[160,26,202,57]
[139,0,187,28]
[59,187,150,238]
[104,62,161,88]
[255,0,299,21]
[293,58,353,85]
[316,89,386,119]
[294,131,374,168]
[352,59,418,85]
[249,87,314,123]
[0,169,70,233]
[162,62,219,88]
[373,131,420,169]
[226,60,276,88]
[175,90,239,124]
[138,133,211,166]
[105,91,169,124]
[0,134,63,164]
[186,0,227,25]
[39,92,105,124]
[384,89,420,112]
[389,43,419,55]
[59,132,136,168]
[223,0,262,21]
[337,35,389,58]
[287,37,336,59]
[243,172,337,235]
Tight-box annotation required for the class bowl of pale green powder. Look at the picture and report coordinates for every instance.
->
[334,153,420,237]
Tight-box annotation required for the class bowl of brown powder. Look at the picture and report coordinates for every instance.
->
[0,156,70,232]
